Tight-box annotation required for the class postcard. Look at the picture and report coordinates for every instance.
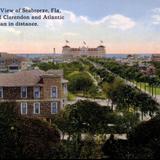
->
[0,0,160,159]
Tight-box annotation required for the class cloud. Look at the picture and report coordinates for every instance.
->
[24,8,136,31]
[33,9,77,28]
[152,15,160,24]
[62,10,77,23]
[5,28,21,35]
[79,14,136,30]
[152,8,160,25]
[63,32,79,36]
[0,7,136,31]
[152,8,160,13]
[60,10,136,30]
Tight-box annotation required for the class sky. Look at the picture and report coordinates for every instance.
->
[0,0,160,54]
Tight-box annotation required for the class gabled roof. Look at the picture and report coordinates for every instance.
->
[0,69,64,87]
[0,70,44,87]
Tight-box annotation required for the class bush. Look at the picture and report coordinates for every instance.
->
[68,71,95,93]
[102,115,160,159]
[0,102,60,159]
[67,92,76,101]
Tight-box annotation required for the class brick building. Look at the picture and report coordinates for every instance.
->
[0,69,68,122]
[151,54,160,62]
[0,52,29,72]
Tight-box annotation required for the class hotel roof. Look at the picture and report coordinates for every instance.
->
[63,45,70,48]
[0,69,64,87]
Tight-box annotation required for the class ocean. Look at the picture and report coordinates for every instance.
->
[17,53,152,59]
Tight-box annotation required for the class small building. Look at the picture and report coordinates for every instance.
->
[140,65,156,76]
[20,60,33,71]
[0,52,29,72]
[0,69,68,122]
[151,54,160,62]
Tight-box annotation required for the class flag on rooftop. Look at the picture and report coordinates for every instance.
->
[66,40,69,43]
[83,41,86,45]
[100,40,104,44]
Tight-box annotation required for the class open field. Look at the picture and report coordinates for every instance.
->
[135,82,160,95]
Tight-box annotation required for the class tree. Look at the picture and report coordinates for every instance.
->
[134,92,159,119]
[35,62,59,71]
[54,100,116,159]
[106,81,159,118]
[107,81,135,111]
[0,102,60,159]
[54,100,137,138]
[102,134,129,159]
[102,115,160,159]
[67,71,95,93]
[54,100,122,136]
[88,85,99,99]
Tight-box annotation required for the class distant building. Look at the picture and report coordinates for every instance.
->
[0,52,29,72]
[62,45,106,58]
[151,54,160,62]
[21,60,33,71]
[117,54,151,67]
[0,69,68,122]
[140,65,156,76]
[127,54,140,60]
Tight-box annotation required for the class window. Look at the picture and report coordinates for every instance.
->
[51,86,58,98]
[21,87,27,98]
[33,102,40,114]
[63,84,68,95]
[21,103,27,115]
[51,102,58,114]
[0,59,4,64]
[62,99,66,108]
[34,87,40,98]
[0,87,3,98]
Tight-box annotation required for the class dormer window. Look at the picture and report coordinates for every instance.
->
[34,87,40,98]
[21,87,27,98]
[51,86,58,98]
[0,87,3,98]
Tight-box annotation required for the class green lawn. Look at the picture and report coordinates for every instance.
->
[67,92,76,101]
[135,82,160,95]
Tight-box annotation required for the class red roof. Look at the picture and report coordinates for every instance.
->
[63,45,70,48]
[97,45,105,48]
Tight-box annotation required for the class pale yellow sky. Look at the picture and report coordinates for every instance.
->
[0,40,159,54]
[0,2,160,54]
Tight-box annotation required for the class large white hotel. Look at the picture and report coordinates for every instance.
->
[62,45,106,58]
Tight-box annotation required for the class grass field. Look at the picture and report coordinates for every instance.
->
[135,82,160,95]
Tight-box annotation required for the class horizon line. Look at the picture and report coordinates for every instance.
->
[4,52,160,55]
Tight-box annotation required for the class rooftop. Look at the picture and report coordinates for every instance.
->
[63,45,105,50]
[63,45,70,48]
[0,52,16,59]
[0,69,64,87]
[97,45,105,48]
